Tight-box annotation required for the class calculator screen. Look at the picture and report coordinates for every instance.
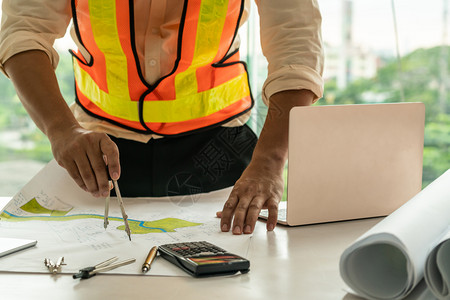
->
[188,255,247,265]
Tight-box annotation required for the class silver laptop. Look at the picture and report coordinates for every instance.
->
[260,103,425,226]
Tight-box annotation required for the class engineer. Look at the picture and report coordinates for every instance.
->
[0,0,323,235]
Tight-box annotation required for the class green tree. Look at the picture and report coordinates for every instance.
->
[0,51,75,163]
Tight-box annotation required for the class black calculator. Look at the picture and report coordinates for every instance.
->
[158,241,250,277]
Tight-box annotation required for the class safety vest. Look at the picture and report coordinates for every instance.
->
[70,0,253,135]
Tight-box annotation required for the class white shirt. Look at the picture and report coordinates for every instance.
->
[0,0,324,142]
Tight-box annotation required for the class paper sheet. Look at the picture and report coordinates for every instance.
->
[339,169,450,300]
[0,160,251,276]
[425,228,450,300]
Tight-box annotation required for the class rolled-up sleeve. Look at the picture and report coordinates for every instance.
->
[0,0,72,75]
[256,0,324,104]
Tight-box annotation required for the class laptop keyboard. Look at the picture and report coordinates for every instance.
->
[259,207,287,222]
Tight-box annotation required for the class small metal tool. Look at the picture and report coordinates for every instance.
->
[44,256,66,274]
[104,171,131,240]
[112,179,132,241]
[104,182,111,229]
[44,258,54,272]
[142,246,158,273]
[72,256,136,279]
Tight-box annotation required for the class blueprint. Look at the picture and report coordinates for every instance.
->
[0,160,251,276]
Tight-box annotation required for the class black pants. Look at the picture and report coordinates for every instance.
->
[109,124,257,197]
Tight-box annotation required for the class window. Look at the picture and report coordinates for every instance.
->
[244,0,450,187]
[0,4,75,195]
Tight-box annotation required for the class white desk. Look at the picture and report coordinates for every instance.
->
[0,196,377,300]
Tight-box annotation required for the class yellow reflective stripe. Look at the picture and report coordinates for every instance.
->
[89,0,130,99]
[174,0,229,98]
[193,0,230,67]
[75,61,250,123]
[144,72,250,123]
[74,62,139,121]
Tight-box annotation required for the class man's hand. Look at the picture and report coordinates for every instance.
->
[218,159,284,234]
[4,50,120,198]
[218,89,316,234]
[50,126,120,198]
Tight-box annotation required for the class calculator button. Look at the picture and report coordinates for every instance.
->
[197,251,216,256]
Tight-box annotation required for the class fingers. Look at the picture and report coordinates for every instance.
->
[221,190,276,235]
[84,135,120,197]
[52,130,120,198]
[220,193,238,232]
[74,152,100,195]
[62,160,87,192]
[100,137,120,180]
[243,196,266,233]
[56,137,100,195]
[265,197,279,231]
[86,147,109,197]
[231,194,253,235]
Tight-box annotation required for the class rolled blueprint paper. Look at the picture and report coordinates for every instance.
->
[425,229,450,300]
[340,169,450,300]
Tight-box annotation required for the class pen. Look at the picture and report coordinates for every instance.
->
[142,246,158,273]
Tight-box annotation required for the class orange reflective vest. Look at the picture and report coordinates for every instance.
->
[70,0,253,136]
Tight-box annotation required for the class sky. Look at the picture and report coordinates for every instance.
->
[0,0,447,56]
